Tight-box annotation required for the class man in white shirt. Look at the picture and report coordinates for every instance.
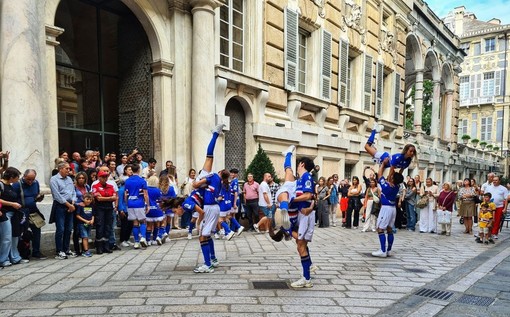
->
[254,173,272,233]
[141,158,157,179]
[485,175,508,239]
[480,173,495,194]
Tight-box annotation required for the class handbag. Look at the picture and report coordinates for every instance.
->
[437,210,452,224]
[29,212,46,228]
[371,188,380,204]
[371,201,381,216]
[416,195,428,209]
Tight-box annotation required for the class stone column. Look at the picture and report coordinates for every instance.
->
[413,69,424,133]
[443,90,454,141]
[190,0,224,171]
[1,1,48,186]
[44,25,64,187]
[151,59,174,173]
[430,80,441,138]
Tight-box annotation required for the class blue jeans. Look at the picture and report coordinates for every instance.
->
[54,203,74,253]
[406,202,417,230]
[6,212,22,263]
[0,219,12,266]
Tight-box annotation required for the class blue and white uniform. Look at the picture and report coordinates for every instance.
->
[229,178,239,214]
[373,152,412,170]
[376,176,399,229]
[219,184,232,217]
[200,174,221,237]
[125,175,147,221]
[292,172,315,240]
[146,186,164,222]
[161,186,177,216]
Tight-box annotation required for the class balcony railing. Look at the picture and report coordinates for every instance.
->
[460,96,495,106]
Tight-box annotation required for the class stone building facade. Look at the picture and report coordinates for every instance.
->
[444,6,510,177]
[0,0,493,187]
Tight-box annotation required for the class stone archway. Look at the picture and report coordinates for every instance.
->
[404,34,424,131]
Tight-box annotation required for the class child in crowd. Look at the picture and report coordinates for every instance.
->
[477,193,495,245]
[146,176,165,245]
[75,193,94,257]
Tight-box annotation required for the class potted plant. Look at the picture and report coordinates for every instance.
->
[471,138,479,147]
[486,144,493,151]
[479,141,487,150]
[493,146,500,152]
[461,134,471,144]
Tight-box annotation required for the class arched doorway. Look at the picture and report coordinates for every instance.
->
[225,98,246,178]
[54,0,152,156]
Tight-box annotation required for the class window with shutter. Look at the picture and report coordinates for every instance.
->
[321,30,332,100]
[459,76,469,100]
[219,0,244,72]
[469,74,476,99]
[482,72,495,96]
[495,70,502,96]
[338,40,349,106]
[375,62,384,116]
[363,54,373,112]
[394,73,400,122]
[284,8,299,91]
[475,74,482,97]
[471,113,477,139]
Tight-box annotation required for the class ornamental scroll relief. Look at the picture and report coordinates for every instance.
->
[341,0,366,44]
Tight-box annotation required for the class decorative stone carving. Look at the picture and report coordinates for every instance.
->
[341,0,366,44]
[378,26,397,64]
[312,0,326,18]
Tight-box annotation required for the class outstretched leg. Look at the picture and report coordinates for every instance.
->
[197,124,225,181]
[276,145,295,230]
[364,124,384,157]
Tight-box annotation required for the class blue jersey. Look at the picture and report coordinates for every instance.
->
[203,174,221,205]
[117,186,127,212]
[379,176,399,206]
[161,186,176,199]
[291,171,314,210]
[390,153,412,169]
[230,178,239,206]
[124,175,147,208]
[182,188,205,213]
[219,184,232,211]
[147,186,163,218]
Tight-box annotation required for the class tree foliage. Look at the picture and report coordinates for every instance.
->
[245,144,278,183]
[405,79,433,134]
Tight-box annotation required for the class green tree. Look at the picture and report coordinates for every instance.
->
[405,80,433,134]
[245,144,278,183]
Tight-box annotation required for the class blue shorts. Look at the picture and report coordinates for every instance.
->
[78,223,92,238]
[260,206,273,219]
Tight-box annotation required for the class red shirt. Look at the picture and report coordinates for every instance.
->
[91,182,116,207]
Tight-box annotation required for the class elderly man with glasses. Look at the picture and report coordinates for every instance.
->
[12,169,46,259]
[50,162,77,260]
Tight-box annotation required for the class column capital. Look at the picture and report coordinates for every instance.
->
[190,0,224,14]
[445,89,454,95]
[45,25,64,46]
[151,59,174,77]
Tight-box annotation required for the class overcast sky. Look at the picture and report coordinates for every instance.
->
[426,0,510,24]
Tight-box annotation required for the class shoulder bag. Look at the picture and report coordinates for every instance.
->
[20,182,46,229]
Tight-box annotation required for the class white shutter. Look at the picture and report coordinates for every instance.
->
[375,62,384,116]
[338,40,349,106]
[469,74,476,98]
[284,7,299,91]
[475,74,482,97]
[481,117,486,140]
[495,70,501,96]
[394,73,401,122]
[363,54,373,112]
[500,70,506,96]
[321,30,332,100]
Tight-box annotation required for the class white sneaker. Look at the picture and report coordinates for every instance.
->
[253,224,260,233]
[225,231,235,241]
[214,233,220,240]
[140,238,148,248]
[290,277,313,288]
[386,250,392,257]
[211,258,220,268]
[332,223,337,227]
[280,209,291,230]
[127,241,134,246]
[133,242,140,249]
[310,265,318,274]
[156,237,162,245]
[193,264,214,273]
[219,229,225,237]
[236,226,244,236]
[373,123,384,133]
[121,241,130,247]
[282,145,295,156]
[162,232,168,242]
[211,124,226,135]
[187,233,193,240]
[147,240,152,246]
[371,249,387,258]
[493,235,499,239]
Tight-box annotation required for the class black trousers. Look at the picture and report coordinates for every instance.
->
[119,213,133,242]
[346,196,361,228]
[95,205,113,242]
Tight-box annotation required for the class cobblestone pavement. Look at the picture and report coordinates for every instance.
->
[0,219,508,317]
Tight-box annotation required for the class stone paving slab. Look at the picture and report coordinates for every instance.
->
[0,219,508,316]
